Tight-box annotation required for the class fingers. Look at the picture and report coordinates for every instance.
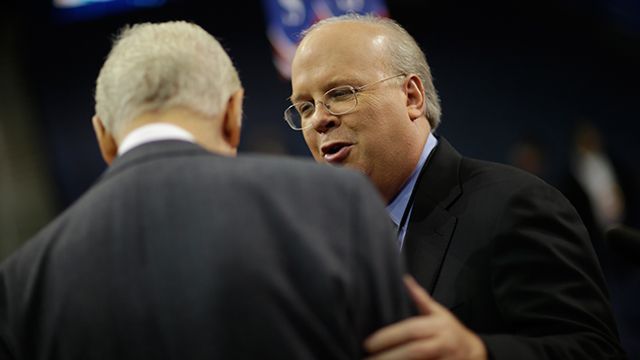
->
[365,276,488,360]
[364,276,444,354]
[364,338,443,360]
[403,275,443,315]
[364,317,436,354]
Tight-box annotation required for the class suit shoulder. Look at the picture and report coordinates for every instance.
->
[0,206,72,293]
[458,157,576,214]
[236,154,371,187]
[461,157,550,190]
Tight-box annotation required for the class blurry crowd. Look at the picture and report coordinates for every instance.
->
[509,120,640,356]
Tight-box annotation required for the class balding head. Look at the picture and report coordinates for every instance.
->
[300,14,441,130]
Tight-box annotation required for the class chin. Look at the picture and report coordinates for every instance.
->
[345,162,367,174]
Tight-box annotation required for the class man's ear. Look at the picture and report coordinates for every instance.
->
[222,89,244,154]
[404,74,425,121]
[92,115,118,165]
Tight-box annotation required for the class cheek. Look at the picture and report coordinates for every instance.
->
[360,96,398,125]
[302,132,321,159]
[357,104,406,150]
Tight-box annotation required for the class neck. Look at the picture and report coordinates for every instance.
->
[380,119,431,203]
[118,107,234,155]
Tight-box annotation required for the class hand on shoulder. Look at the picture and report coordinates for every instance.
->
[364,276,487,360]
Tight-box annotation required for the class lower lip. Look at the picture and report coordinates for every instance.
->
[324,145,353,164]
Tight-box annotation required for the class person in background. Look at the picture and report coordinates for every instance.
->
[563,121,626,256]
[508,134,548,179]
[0,21,412,359]
[287,14,625,360]
[561,121,640,358]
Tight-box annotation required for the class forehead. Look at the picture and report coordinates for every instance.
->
[291,22,390,95]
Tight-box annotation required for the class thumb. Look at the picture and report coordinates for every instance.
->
[403,275,439,315]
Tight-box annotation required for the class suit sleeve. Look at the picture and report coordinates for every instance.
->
[345,174,414,353]
[480,182,626,359]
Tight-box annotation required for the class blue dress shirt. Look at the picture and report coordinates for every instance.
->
[386,133,438,249]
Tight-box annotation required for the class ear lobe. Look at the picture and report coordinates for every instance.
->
[92,115,118,165]
[222,89,244,154]
[405,75,425,121]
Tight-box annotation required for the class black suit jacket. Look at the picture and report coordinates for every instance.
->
[403,138,625,359]
[0,141,411,360]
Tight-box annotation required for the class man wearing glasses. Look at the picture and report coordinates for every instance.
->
[287,14,625,360]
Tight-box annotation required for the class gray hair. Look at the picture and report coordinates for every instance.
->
[95,21,241,136]
[301,14,441,130]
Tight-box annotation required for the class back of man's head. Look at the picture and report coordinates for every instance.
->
[94,21,241,138]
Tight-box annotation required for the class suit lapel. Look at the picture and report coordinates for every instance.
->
[402,138,462,294]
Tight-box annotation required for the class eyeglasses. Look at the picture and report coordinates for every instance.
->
[284,73,406,130]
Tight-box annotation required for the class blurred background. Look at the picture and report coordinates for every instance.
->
[1,0,639,355]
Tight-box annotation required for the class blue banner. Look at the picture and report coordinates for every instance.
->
[52,0,167,23]
[262,0,388,78]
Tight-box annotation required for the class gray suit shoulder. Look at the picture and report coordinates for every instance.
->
[236,153,376,192]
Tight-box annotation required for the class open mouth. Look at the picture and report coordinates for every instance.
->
[323,143,347,155]
[321,142,353,163]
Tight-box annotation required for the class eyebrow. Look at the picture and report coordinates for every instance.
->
[289,77,362,104]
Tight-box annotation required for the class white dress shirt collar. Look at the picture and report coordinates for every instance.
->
[117,123,196,156]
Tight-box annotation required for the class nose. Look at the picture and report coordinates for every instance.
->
[310,102,341,133]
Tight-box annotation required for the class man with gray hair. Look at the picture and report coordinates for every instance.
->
[0,21,412,359]
[287,14,625,359]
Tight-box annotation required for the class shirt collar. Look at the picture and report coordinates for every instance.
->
[386,133,438,227]
[117,123,196,156]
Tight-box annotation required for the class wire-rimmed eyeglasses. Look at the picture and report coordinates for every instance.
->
[284,73,406,131]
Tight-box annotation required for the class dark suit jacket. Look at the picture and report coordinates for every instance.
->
[0,140,411,360]
[403,138,625,359]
